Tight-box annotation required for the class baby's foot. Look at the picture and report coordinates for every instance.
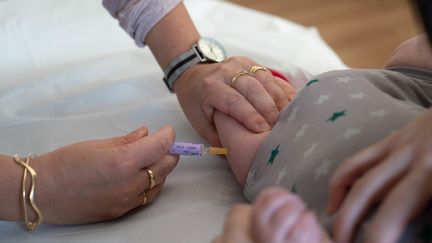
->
[251,187,332,243]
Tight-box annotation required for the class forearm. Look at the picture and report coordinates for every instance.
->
[0,154,26,221]
[145,2,200,69]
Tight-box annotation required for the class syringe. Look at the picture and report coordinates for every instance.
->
[169,142,228,156]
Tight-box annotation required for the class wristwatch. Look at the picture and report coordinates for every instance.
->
[163,37,227,93]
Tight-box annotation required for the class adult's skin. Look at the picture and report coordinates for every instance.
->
[328,35,432,243]
[213,35,432,243]
[145,3,296,146]
[0,0,295,226]
[0,126,178,224]
[214,188,331,243]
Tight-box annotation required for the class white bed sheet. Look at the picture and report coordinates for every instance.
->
[0,0,346,242]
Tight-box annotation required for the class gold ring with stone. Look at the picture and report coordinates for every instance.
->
[141,191,148,206]
[231,70,251,88]
[146,169,156,189]
[249,65,268,74]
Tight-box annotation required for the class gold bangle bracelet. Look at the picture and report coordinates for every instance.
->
[13,154,43,231]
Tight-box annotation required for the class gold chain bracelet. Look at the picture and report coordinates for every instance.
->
[13,154,43,231]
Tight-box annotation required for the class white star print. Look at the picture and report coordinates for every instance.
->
[304,143,318,158]
[314,94,331,105]
[342,127,362,139]
[276,170,287,184]
[397,102,411,107]
[370,109,388,117]
[287,106,299,123]
[336,76,353,84]
[350,92,367,99]
[248,170,257,186]
[314,159,332,180]
[295,124,310,140]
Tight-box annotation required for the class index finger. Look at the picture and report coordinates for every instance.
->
[327,135,393,213]
[205,81,272,133]
[365,169,432,243]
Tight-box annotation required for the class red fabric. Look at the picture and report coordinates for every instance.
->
[268,68,290,83]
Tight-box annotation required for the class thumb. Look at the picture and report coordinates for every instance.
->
[123,125,176,168]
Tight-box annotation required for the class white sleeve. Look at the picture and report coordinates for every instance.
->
[103,0,182,47]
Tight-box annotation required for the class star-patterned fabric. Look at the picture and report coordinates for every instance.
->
[244,67,432,242]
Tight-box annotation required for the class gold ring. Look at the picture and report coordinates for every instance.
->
[146,169,156,189]
[231,70,251,88]
[141,192,148,206]
[249,65,268,74]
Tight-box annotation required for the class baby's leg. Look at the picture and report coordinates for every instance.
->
[244,68,430,242]
[214,111,269,186]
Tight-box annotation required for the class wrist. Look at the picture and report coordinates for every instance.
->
[0,153,50,223]
[29,153,58,224]
[0,154,23,221]
[164,37,227,92]
[146,3,200,69]
[172,63,207,93]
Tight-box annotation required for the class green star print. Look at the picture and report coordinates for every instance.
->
[291,184,298,194]
[306,79,319,87]
[267,145,280,165]
[327,110,347,122]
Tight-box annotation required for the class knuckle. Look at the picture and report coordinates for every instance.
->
[226,56,242,65]
[246,81,265,96]
[114,182,135,201]
[108,150,134,176]
[239,56,254,64]
[259,74,274,85]
[264,105,279,117]
[202,77,217,92]
[274,91,290,106]
[155,138,170,155]
[226,93,246,108]
[217,62,231,74]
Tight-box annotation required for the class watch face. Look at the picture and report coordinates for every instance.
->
[198,37,227,62]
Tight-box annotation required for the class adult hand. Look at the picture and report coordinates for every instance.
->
[214,187,331,243]
[174,56,296,146]
[328,108,432,243]
[31,126,178,224]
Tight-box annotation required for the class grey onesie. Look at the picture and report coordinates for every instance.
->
[244,67,432,242]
